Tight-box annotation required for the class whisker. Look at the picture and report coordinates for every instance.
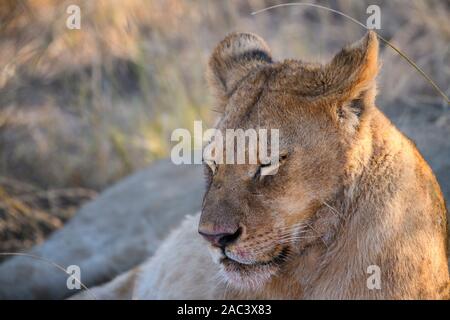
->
[321,200,344,218]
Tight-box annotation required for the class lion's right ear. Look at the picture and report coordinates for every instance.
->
[207,32,272,106]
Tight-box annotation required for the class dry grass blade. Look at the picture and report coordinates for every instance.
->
[252,2,450,105]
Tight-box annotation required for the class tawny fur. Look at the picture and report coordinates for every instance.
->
[73,32,449,300]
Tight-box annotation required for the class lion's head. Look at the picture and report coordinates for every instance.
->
[198,32,380,290]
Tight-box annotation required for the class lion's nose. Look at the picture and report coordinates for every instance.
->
[198,227,241,248]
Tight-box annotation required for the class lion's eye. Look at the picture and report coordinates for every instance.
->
[203,141,218,175]
[254,162,279,181]
[204,159,217,175]
[253,153,288,182]
[260,162,280,177]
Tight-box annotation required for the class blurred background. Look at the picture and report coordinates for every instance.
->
[0,0,449,257]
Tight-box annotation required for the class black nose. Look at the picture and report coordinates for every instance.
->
[198,227,241,248]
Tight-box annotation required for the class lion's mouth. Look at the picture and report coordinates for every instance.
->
[221,246,290,269]
[216,246,291,289]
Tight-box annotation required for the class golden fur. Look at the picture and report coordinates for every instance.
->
[73,32,449,300]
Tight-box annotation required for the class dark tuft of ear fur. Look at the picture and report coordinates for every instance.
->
[207,32,272,106]
[326,31,380,126]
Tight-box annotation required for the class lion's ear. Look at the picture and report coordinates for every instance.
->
[326,31,380,111]
[207,32,272,105]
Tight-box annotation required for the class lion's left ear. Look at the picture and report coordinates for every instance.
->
[325,31,380,117]
[207,32,273,108]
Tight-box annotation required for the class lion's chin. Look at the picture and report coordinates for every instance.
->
[219,258,278,290]
[218,247,289,291]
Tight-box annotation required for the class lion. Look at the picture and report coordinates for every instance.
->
[73,31,449,300]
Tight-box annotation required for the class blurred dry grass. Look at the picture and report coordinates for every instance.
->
[0,177,96,258]
[0,0,448,191]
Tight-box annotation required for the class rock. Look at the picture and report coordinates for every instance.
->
[0,160,204,299]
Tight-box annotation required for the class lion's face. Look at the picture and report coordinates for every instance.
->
[199,32,379,290]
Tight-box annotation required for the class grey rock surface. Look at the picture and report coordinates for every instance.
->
[0,160,204,299]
